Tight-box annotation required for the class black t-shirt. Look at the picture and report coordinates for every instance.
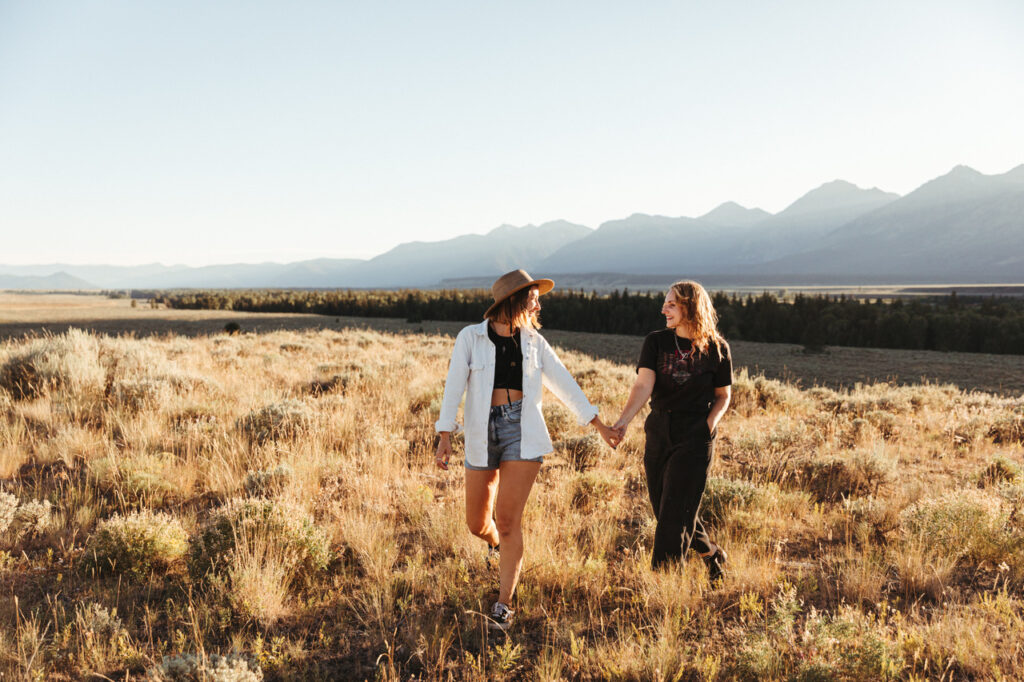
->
[637,329,732,413]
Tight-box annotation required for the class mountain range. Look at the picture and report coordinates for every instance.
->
[3,164,1022,290]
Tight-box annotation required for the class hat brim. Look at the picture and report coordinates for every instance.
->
[483,278,554,319]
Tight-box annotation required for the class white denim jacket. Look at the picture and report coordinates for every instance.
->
[435,320,598,468]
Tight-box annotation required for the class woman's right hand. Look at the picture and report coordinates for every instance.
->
[435,433,452,470]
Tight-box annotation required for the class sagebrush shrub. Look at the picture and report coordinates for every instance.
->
[189,497,330,589]
[866,410,899,439]
[112,378,172,412]
[730,370,805,415]
[900,489,1019,563]
[0,329,104,400]
[91,454,181,508]
[243,464,293,497]
[555,433,603,471]
[569,471,619,514]
[988,412,1024,445]
[11,499,53,538]
[703,477,761,525]
[0,491,17,535]
[0,493,53,541]
[976,456,1021,488]
[235,400,312,443]
[542,402,576,441]
[147,652,262,681]
[86,509,189,578]
[800,449,893,502]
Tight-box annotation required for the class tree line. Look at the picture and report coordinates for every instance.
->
[153,289,1024,355]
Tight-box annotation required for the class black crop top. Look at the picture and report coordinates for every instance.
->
[487,324,523,391]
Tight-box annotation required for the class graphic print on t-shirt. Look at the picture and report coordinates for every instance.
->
[659,349,693,385]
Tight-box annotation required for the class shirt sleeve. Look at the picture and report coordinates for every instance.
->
[538,335,598,426]
[434,327,472,432]
[637,332,658,373]
[714,339,733,388]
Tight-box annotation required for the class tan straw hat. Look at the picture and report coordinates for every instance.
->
[483,269,555,319]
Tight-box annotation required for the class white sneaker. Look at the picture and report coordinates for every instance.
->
[488,601,514,632]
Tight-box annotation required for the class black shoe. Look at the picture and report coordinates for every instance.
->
[703,547,727,585]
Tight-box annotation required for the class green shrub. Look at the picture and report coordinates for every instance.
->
[189,498,330,589]
[86,510,189,579]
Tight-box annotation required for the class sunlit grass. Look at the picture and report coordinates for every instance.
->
[0,326,1022,679]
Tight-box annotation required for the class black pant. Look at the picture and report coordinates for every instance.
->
[643,409,716,568]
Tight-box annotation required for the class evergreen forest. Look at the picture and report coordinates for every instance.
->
[151,289,1024,355]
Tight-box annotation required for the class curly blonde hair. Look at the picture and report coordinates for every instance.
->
[669,280,723,359]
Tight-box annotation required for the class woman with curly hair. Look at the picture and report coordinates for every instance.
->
[612,280,732,580]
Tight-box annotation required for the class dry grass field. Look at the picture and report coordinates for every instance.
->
[0,312,1023,680]
[4,293,1024,396]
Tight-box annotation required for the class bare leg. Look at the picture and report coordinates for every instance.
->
[493,461,541,604]
[465,468,500,547]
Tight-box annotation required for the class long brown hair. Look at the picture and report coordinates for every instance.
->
[485,287,541,332]
[669,280,723,359]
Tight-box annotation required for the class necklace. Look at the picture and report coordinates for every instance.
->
[673,333,689,359]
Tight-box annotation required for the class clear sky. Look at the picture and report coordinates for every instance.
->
[2,1,1022,266]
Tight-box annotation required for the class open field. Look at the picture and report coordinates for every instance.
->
[1,316,1023,679]
[3,293,1024,397]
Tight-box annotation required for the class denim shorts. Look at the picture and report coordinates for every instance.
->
[465,400,543,471]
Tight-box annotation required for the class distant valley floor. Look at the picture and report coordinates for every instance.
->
[3,293,1022,396]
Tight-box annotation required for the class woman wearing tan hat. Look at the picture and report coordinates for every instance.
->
[434,269,620,631]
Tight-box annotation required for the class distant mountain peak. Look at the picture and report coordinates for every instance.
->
[699,201,771,227]
[780,180,899,217]
[486,220,590,237]
[947,164,982,178]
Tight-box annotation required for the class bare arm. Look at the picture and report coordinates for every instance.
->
[612,368,656,434]
[707,385,731,432]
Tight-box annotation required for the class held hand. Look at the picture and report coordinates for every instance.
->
[611,416,630,440]
[593,419,621,450]
[435,434,452,470]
